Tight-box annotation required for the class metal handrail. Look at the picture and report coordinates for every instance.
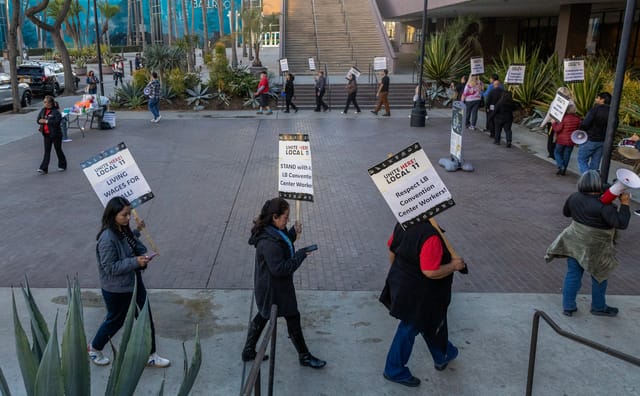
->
[339,0,354,63]
[311,0,320,63]
[240,305,278,396]
[526,310,640,396]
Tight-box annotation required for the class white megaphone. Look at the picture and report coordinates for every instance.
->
[600,168,640,204]
[571,130,588,145]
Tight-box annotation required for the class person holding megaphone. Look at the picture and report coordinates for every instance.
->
[545,170,631,317]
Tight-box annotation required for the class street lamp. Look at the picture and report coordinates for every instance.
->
[93,0,104,97]
[410,0,428,127]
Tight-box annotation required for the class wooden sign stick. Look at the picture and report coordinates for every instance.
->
[428,218,458,257]
[132,209,160,255]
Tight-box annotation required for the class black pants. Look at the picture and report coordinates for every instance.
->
[39,133,67,173]
[114,72,123,86]
[91,279,157,353]
[343,92,360,113]
[315,89,328,111]
[285,94,297,111]
[494,117,513,144]
[486,109,495,136]
[253,312,309,355]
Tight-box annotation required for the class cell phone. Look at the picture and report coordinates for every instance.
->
[145,252,158,260]
[301,244,318,253]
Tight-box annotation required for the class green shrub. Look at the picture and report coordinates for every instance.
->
[422,32,470,88]
[167,68,187,96]
[604,72,640,126]
[131,69,150,89]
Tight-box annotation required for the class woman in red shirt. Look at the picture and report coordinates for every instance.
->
[255,72,273,115]
[552,104,582,175]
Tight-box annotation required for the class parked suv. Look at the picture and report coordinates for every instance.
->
[16,62,79,97]
[0,72,33,108]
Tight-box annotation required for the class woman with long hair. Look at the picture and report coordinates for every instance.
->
[88,196,170,368]
[242,197,326,369]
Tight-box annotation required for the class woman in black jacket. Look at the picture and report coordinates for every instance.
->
[36,95,67,174]
[242,197,326,369]
[284,73,298,113]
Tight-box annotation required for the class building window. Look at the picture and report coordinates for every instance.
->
[405,25,416,43]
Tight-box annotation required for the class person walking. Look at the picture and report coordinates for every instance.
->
[255,71,273,115]
[371,69,391,116]
[462,75,483,130]
[88,196,171,367]
[86,70,99,94]
[314,71,329,112]
[242,197,326,369]
[341,73,361,114]
[551,104,581,175]
[493,87,516,147]
[36,95,67,174]
[577,92,614,174]
[283,72,298,113]
[145,72,161,123]
[380,221,467,387]
[486,79,504,138]
[545,170,630,317]
[112,56,124,87]
[135,53,143,70]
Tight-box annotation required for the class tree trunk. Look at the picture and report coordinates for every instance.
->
[230,0,237,67]
[201,0,208,55]
[9,0,22,112]
[181,0,191,71]
[217,0,223,42]
[166,0,172,45]
[127,0,131,46]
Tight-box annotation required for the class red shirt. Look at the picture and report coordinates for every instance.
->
[387,234,443,271]
[43,109,51,134]
[257,77,269,94]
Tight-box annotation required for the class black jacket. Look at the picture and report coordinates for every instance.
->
[248,225,307,318]
[36,107,63,138]
[579,104,612,142]
[563,192,630,230]
[285,79,295,96]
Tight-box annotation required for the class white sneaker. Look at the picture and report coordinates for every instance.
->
[155,115,162,123]
[150,118,156,122]
[147,353,170,368]
[88,345,110,366]
[62,138,72,142]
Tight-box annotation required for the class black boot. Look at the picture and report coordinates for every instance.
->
[290,330,326,369]
[241,321,269,362]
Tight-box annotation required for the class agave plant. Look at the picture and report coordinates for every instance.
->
[243,91,260,109]
[422,32,471,88]
[489,44,557,112]
[186,84,213,110]
[0,276,202,396]
[160,85,177,106]
[114,82,148,109]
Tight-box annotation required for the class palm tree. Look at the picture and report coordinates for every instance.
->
[98,1,120,48]
[241,7,262,66]
[201,0,209,55]
[230,0,237,67]
[216,0,223,42]
[46,0,83,49]
[26,0,75,96]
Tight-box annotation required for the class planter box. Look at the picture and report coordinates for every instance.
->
[101,65,113,75]
[73,66,87,76]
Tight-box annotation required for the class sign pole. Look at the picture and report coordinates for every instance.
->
[132,209,160,255]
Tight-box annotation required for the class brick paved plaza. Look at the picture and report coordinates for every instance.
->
[1,109,638,295]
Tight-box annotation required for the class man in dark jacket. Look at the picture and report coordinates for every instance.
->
[36,96,67,174]
[314,71,329,112]
[577,92,614,174]
[486,79,504,138]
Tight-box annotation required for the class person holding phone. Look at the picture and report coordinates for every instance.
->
[242,197,326,369]
[87,196,170,368]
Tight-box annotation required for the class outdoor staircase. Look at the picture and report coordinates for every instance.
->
[273,82,418,110]
[284,0,387,76]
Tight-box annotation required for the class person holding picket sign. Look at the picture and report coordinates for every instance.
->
[88,196,170,368]
[242,197,326,369]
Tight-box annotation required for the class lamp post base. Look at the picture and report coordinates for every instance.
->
[410,102,427,127]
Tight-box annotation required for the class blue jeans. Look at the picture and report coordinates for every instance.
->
[577,140,603,174]
[91,281,157,353]
[464,100,481,127]
[554,144,574,170]
[384,320,457,380]
[562,257,608,311]
[148,97,160,119]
